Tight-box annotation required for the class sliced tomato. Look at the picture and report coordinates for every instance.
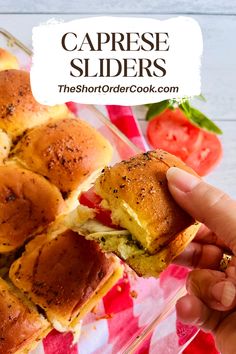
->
[147,109,202,161]
[79,187,103,209]
[185,131,223,176]
[79,187,120,229]
[147,108,222,176]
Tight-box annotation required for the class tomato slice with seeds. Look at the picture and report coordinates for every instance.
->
[147,108,222,176]
[147,109,202,161]
[185,130,223,176]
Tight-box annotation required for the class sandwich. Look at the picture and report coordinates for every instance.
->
[66,150,201,277]
[0,277,50,354]
[0,69,70,140]
[0,164,64,253]
[9,229,123,337]
[11,117,113,207]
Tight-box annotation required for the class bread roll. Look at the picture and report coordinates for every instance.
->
[12,118,113,198]
[0,277,50,354]
[0,70,71,140]
[0,165,64,252]
[0,129,11,164]
[9,229,123,332]
[0,252,16,278]
[0,48,19,71]
[72,150,200,277]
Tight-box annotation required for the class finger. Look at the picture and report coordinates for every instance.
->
[195,225,230,250]
[187,269,236,311]
[195,224,217,242]
[166,167,236,255]
[178,296,236,354]
[176,294,222,333]
[174,242,224,269]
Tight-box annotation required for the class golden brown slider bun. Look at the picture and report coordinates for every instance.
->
[0,69,71,140]
[0,48,19,71]
[83,150,201,277]
[0,277,50,354]
[12,118,113,198]
[0,252,16,278]
[9,229,123,332]
[0,128,11,163]
[0,165,64,252]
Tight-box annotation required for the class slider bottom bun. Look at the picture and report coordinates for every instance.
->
[67,150,201,277]
[0,277,50,354]
[9,229,123,334]
[85,221,200,277]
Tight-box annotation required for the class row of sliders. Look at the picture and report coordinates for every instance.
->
[0,48,123,353]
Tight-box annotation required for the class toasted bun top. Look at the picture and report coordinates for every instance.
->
[0,49,19,71]
[0,70,70,139]
[0,165,64,252]
[10,230,117,325]
[0,278,49,354]
[0,129,11,163]
[95,150,197,254]
[12,118,113,196]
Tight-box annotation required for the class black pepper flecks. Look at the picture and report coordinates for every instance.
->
[5,191,17,202]
[6,104,15,116]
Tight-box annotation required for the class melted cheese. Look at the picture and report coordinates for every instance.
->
[65,204,146,260]
[121,201,144,228]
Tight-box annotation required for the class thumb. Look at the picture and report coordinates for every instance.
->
[166,167,236,255]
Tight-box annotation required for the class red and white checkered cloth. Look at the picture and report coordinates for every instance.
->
[31,104,218,354]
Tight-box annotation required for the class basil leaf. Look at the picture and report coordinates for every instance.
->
[179,104,222,135]
[179,100,191,113]
[146,100,170,121]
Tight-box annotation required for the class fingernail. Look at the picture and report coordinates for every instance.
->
[166,167,201,193]
[211,281,236,307]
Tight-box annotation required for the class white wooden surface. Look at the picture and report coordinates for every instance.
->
[0,11,235,196]
[1,0,236,14]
